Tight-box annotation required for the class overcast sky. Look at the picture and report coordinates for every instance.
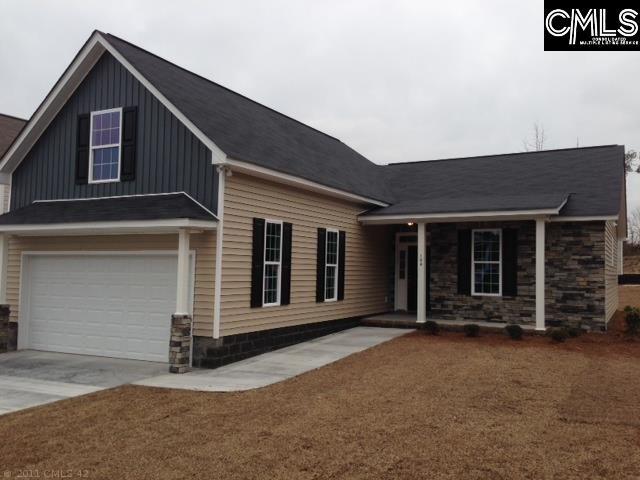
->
[1,0,638,214]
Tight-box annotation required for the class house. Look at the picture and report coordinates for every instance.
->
[0,31,626,373]
[0,114,26,213]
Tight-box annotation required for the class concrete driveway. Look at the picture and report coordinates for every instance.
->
[0,350,166,415]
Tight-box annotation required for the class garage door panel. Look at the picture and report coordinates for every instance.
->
[25,254,179,362]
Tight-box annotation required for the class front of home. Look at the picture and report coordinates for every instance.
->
[0,31,627,372]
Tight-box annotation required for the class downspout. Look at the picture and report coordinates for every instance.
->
[213,165,228,339]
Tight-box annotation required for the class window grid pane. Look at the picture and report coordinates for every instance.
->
[325,265,337,300]
[91,110,121,182]
[263,221,282,305]
[92,146,119,182]
[263,264,279,305]
[326,231,338,266]
[473,231,501,295]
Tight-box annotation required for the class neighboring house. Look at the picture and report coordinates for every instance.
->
[0,31,627,372]
[0,114,26,213]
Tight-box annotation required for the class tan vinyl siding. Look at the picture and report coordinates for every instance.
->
[221,172,391,336]
[604,220,618,323]
[6,232,216,337]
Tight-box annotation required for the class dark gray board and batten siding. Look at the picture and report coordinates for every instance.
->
[10,52,218,214]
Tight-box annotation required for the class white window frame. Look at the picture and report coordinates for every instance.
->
[89,107,123,184]
[471,228,502,297]
[324,228,339,302]
[262,219,283,307]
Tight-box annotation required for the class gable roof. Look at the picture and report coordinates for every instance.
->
[0,114,26,158]
[0,32,626,221]
[363,145,625,219]
[101,33,394,204]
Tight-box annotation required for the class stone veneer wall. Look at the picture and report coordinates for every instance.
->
[545,221,606,329]
[429,221,536,325]
[428,220,607,330]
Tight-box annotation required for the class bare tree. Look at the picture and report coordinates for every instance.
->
[523,122,547,151]
[625,149,639,173]
[629,207,640,246]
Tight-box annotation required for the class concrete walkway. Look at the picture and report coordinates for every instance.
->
[0,351,166,415]
[135,326,409,392]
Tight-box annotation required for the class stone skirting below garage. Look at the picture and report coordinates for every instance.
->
[192,317,362,369]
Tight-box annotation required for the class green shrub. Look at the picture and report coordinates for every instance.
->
[547,327,569,343]
[463,324,480,337]
[504,324,523,340]
[567,326,582,338]
[624,306,640,335]
[423,320,440,335]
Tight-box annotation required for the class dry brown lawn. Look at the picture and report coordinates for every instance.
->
[2,316,640,479]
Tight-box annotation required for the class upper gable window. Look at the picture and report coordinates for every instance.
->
[89,108,122,183]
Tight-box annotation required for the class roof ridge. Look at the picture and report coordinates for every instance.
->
[102,32,343,144]
[385,144,622,166]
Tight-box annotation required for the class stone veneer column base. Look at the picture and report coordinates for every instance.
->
[169,314,192,374]
[0,305,14,353]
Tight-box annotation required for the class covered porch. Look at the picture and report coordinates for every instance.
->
[359,194,571,332]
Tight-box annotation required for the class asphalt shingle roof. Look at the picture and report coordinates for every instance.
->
[103,33,393,204]
[365,145,625,218]
[98,33,625,219]
[0,193,215,225]
[0,114,26,158]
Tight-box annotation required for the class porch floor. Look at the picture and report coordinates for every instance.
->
[362,312,537,331]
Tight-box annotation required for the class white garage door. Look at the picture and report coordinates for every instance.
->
[23,254,183,362]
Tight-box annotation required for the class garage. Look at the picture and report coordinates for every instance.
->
[20,253,188,362]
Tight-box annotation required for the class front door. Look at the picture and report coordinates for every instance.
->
[395,234,429,313]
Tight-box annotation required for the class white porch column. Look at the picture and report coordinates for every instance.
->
[535,218,546,331]
[0,234,8,304]
[618,239,624,275]
[175,228,191,315]
[417,222,427,324]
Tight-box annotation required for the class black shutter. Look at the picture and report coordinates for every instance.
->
[316,228,327,302]
[426,246,431,311]
[502,229,518,297]
[280,222,293,305]
[457,229,472,295]
[250,218,265,308]
[75,114,90,184]
[121,107,137,181]
[337,230,346,301]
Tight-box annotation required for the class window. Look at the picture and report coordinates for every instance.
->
[399,250,406,280]
[263,220,283,306]
[472,229,502,296]
[89,108,122,183]
[325,229,339,301]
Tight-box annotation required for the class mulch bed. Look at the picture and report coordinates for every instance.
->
[1,314,639,479]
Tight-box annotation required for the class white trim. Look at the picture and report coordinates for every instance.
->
[262,219,283,307]
[535,219,546,331]
[549,215,618,222]
[0,234,8,303]
[416,223,426,323]
[224,157,388,207]
[32,191,219,220]
[0,32,227,174]
[471,229,502,297]
[359,208,563,225]
[212,166,226,338]
[324,228,339,302]
[0,218,217,235]
[17,249,196,355]
[88,107,122,184]
[176,228,191,315]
